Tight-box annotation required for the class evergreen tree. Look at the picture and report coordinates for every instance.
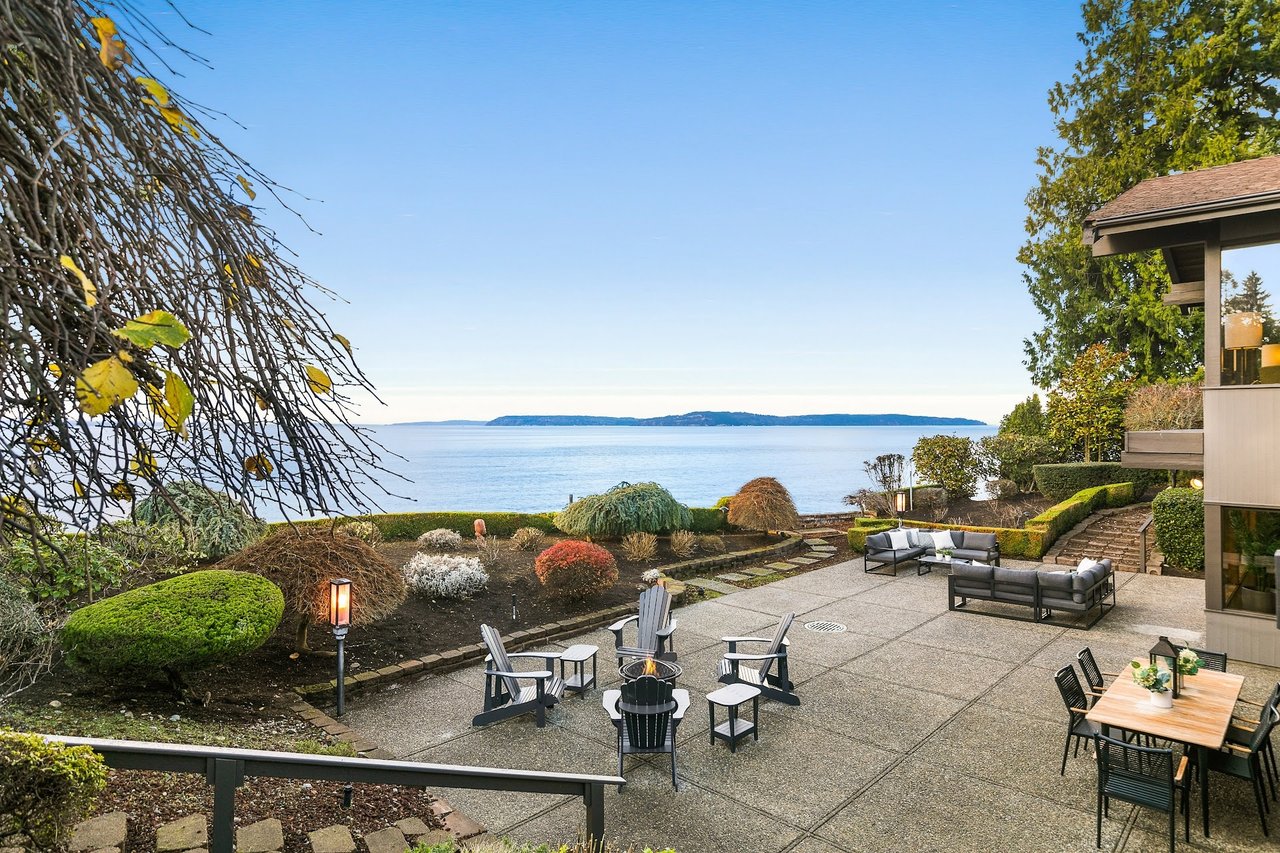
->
[998,394,1047,437]
[1020,0,1280,386]
[1222,270,1279,341]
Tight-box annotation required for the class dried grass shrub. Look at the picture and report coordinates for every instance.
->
[336,520,382,545]
[726,477,799,532]
[669,530,697,558]
[696,534,727,553]
[510,527,546,551]
[620,532,658,561]
[1124,381,1203,431]
[475,535,503,563]
[0,575,55,701]
[417,528,464,550]
[218,527,406,652]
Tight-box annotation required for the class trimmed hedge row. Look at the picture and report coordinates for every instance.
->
[1025,482,1136,544]
[846,481,1141,560]
[1152,487,1204,571]
[274,508,727,541]
[1032,463,1159,501]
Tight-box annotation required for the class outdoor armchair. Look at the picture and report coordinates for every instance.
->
[602,677,689,790]
[609,585,677,665]
[715,612,798,706]
[473,623,565,728]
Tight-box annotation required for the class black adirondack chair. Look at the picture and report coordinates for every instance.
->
[602,675,689,790]
[473,624,565,728]
[608,585,677,665]
[1094,733,1189,852]
[715,612,798,706]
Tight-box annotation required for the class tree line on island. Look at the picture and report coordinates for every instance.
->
[397,411,987,427]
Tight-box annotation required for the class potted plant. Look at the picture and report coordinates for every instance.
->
[1130,661,1174,708]
[937,547,955,561]
[1230,510,1279,614]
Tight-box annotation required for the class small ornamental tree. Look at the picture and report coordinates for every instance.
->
[726,477,799,533]
[218,528,407,653]
[1046,344,1133,462]
[911,436,979,498]
[534,541,618,600]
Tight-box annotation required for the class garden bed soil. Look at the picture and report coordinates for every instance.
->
[900,494,1055,529]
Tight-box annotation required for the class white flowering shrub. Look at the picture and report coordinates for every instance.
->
[417,528,464,550]
[403,553,489,599]
[641,568,662,584]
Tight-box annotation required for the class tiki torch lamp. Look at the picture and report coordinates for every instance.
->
[329,578,352,716]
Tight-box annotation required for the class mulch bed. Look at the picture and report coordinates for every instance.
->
[100,771,439,853]
[901,494,1055,529]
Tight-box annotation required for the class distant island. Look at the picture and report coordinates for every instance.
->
[396,411,986,427]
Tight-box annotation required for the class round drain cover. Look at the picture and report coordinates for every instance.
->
[804,620,847,634]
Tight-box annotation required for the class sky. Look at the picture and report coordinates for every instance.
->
[133,0,1092,425]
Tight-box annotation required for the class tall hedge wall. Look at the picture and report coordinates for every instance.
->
[1151,487,1204,571]
[1032,463,1159,501]
[846,518,1047,559]
[1025,482,1136,543]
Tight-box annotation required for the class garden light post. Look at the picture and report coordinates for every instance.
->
[329,578,352,717]
[895,490,907,528]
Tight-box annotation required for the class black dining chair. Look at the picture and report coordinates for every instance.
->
[1178,645,1228,672]
[1055,665,1098,775]
[1078,647,1116,704]
[1094,733,1189,852]
[1204,704,1278,836]
[1232,681,1280,797]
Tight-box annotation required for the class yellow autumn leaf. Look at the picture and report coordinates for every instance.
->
[158,106,199,138]
[113,310,190,350]
[305,365,332,395]
[48,363,62,378]
[73,479,86,498]
[235,205,254,223]
[145,371,195,436]
[75,356,139,416]
[334,333,352,354]
[59,255,97,307]
[91,17,128,70]
[130,448,158,477]
[281,317,296,331]
[109,481,134,502]
[27,434,60,454]
[255,395,270,411]
[237,175,257,200]
[244,454,273,480]
[135,76,171,107]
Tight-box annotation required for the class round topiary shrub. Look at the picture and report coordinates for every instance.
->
[726,477,799,533]
[554,482,692,538]
[61,570,284,676]
[0,730,107,848]
[1152,487,1204,572]
[534,540,618,599]
[217,527,407,652]
[134,481,265,559]
[417,528,464,550]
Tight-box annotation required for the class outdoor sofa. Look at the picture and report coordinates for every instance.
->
[947,559,1116,629]
[863,528,1001,575]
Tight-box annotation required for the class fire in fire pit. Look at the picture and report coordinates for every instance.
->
[619,656,682,683]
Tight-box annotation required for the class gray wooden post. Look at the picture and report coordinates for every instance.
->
[586,781,605,849]
[210,757,240,853]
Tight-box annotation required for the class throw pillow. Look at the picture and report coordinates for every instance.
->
[1077,557,1101,572]
[930,531,955,550]
[904,528,921,547]
[887,530,911,550]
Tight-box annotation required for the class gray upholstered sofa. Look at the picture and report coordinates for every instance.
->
[947,559,1116,628]
[864,528,1001,576]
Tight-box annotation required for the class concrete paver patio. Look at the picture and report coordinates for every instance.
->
[345,559,1278,852]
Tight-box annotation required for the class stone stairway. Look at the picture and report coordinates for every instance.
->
[682,531,841,594]
[1043,505,1163,574]
[68,800,462,853]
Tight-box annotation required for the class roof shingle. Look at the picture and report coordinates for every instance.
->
[1087,155,1280,225]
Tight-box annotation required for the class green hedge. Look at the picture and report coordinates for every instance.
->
[1152,487,1204,571]
[688,506,727,533]
[847,519,1048,559]
[62,570,284,675]
[1026,482,1136,543]
[273,511,558,541]
[275,508,727,541]
[1032,463,1159,501]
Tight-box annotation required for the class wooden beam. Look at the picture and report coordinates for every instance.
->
[1163,281,1205,307]
[1089,221,1216,257]
[1121,451,1204,471]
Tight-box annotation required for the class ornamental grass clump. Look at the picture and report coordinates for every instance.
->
[726,477,798,533]
[534,540,618,600]
[0,575,54,700]
[620,532,658,561]
[337,519,382,545]
[669,529,697,557]
[417,528,464,550]
[217,528,407,653]
[555,482,692,538]
[475,535,503,563]
[510,527,546,551]
[403,554,489,599]
[696,534,726,553]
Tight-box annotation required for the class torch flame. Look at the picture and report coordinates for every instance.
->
[641,657,658,677]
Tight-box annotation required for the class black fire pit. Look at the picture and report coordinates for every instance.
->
[618,658,683,683]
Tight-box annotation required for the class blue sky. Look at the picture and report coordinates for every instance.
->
[137,0,1089,424]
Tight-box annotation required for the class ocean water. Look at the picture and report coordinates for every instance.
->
[287,424,996,520]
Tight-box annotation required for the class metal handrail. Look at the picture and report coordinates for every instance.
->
[43,734,624,852]
[1138,513,1154,573]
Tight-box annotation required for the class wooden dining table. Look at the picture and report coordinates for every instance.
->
[1086,660,1245,837]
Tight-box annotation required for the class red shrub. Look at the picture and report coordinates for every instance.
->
[534,540,618,600]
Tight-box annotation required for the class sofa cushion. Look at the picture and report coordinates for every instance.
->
[952,563,993,583]
[963,532,998,552]
[993,567,1037,598]
[1071,565,1109,603]
[1038,571,1075,603]
[905,528,923,547]
[951,548,990,562]
[866,532,891,551]
[924,531,953,550]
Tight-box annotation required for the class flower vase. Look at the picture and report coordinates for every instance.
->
[1149,690,1173,709]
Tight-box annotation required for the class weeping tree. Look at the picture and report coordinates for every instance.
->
[1,1,397,546]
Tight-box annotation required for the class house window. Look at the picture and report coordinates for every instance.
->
[1222,507,1280,615]
[1221,246,1280,386]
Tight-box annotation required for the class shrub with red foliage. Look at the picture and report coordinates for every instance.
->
[533,540,618,600]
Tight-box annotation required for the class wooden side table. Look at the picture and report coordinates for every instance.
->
[706,683,761,752]
[558,644,598,698]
